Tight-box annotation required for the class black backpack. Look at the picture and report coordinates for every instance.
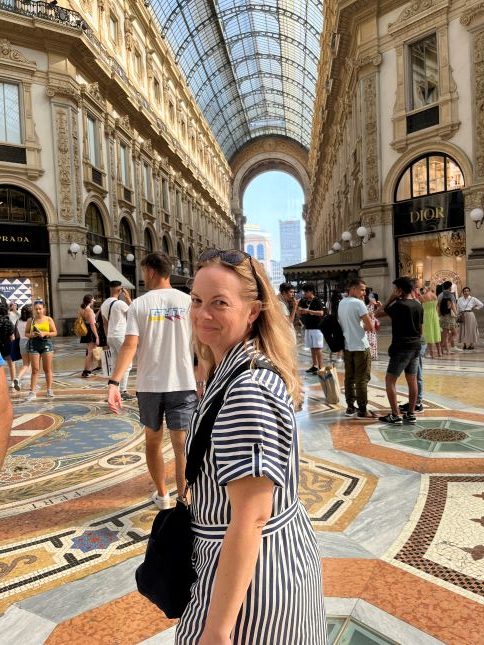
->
[0,316,14,346]
[439,295,452,316]
[320,314,345,352]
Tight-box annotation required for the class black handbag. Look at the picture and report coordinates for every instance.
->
[135,358,269,618]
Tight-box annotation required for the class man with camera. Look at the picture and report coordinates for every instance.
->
[375,276,424,425]
[101,281,135,401]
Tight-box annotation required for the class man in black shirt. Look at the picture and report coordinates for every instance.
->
[297,284,325,373]
[375,276,423,425]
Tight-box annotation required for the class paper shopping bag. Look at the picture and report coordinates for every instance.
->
[318,365,341,405]
[101,348,112,377]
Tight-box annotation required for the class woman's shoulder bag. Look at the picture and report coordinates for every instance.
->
[135,357,276,618]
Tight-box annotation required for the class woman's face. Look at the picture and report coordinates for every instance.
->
[190,264,260,363]
[33,304,45,317]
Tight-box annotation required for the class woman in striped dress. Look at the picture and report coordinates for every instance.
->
[176,249,326,645]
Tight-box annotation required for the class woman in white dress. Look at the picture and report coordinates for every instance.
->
[457,287,483,350]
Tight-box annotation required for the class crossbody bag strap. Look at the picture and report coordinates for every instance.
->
[107,299,116,321]
[185,357,278,486]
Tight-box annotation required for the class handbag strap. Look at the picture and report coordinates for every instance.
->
[185,357,277,487]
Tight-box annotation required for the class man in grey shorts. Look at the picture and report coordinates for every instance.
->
[107,252,197,509]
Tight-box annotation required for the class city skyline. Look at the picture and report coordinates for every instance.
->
[243,171,306,263]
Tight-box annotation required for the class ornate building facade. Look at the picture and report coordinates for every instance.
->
[305,0,484,299]
[0,0,234,329]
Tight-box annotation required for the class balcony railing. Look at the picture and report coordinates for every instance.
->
[0,0,87,30]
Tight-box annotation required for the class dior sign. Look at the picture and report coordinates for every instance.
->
[393,191,464,237]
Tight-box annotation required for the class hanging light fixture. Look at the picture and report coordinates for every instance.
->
[356,225,374,244]
[470,207,484,229]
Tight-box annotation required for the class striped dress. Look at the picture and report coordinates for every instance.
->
[175,341,326,644]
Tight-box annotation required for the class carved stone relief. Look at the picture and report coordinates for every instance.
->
[0,39,34,65]
[362,74,380,205]
[71,112,82,224]
[474,31,484,179]
[54,108,74,222]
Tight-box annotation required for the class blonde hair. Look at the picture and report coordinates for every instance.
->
[193,255,302,406]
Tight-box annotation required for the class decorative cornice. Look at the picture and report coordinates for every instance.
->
[46,83,80,102]
[460,2,484,26]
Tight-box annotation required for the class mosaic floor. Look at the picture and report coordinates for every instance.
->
[1,336,483,644]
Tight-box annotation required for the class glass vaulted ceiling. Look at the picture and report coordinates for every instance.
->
[152,0,323,159]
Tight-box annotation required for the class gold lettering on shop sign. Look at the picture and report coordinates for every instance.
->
[410,207,444,224]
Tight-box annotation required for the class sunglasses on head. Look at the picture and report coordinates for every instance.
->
[33,300,44,305]
[198,248,262,299]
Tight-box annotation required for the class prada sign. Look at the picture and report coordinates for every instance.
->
[0,223,49,254]
[393,190,464,237]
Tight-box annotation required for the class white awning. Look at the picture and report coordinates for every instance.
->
[88,258,135,289]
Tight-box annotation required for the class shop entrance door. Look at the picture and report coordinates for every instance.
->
[397,229,466,293]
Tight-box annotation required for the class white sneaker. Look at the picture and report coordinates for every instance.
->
[151,492,171,510]
[25,391,36,402]
[47,389,55,398]
[9,382,14,389]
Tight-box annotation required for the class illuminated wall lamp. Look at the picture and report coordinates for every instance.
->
[470,207,484,230]
[68,242,81,258]
[328,249,334,255]
[332,241,342,251]
[356,225,375,244]
[341,231,352,242]
[126,253,135,262]
[92,244,103,255]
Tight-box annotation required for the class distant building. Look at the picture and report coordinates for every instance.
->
[245,223,273,280]
[280,220,302,267]
[270,260,284,292]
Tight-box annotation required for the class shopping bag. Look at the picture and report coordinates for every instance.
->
[101,348,112,377]
[318,365,341,405]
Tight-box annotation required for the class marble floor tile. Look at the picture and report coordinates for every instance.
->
[0,606,56,645]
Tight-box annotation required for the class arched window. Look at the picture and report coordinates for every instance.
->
[86,203,108,258]
[188,246,194,276]
[144,228,154,252]
[395,154,464,202]
[86,204,105,236]
[246,244,254,256]
[176,241,184,274]
[119,218,133,244]
[0,185,46,224]
[120,217,135,264]
[162,235,170,255]
[256,243,265,260]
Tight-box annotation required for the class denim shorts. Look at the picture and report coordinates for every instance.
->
[136,390,198,431]
[28,338,54,355]
[387,348,420,377]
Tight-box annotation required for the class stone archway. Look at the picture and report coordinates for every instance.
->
[230,136,309,248]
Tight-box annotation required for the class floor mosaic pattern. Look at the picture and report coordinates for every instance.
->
[0,336,483,644]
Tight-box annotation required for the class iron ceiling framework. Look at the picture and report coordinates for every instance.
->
[151,0,323,159]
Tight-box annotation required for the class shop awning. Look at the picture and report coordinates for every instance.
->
[88,258,135,289]
[283,249,362,280]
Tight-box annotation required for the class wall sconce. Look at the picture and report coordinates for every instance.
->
[332,241,342,252]
[68,242,82,258]
[356,225,375,244]
[92,244,103,255]
[341,231,352,242]
[470,207,484,229]
[126,253,135,262]
[328,249,334,255]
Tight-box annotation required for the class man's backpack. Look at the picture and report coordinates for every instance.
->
[439,295,453,316]
[320,315,345,352]
[0,317,14,345]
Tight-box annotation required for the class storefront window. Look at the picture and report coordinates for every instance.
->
[398,230,466,292]
[395,154,465,202]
